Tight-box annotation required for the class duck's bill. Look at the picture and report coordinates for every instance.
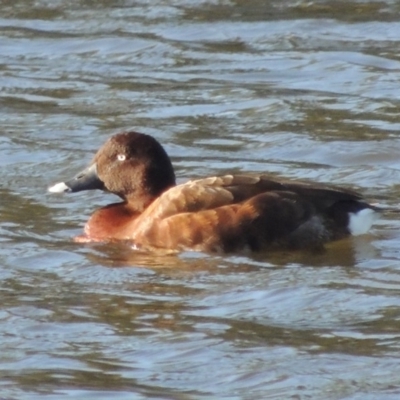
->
[48,163,105,193]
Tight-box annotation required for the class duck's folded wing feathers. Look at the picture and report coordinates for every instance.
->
[134,189,319,252]
[140,174,365,222]
[193,174,364,208]
[132,174,367,252]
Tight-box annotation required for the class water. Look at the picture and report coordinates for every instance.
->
[1,0,400,398]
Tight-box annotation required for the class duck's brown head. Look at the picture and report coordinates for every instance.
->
[49,131,176,211]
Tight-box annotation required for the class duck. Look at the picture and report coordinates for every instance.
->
[48,131,380,253]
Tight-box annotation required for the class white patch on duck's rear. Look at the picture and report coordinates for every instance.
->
[348,208,379,235]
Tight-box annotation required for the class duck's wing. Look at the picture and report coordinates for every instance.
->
[141,174,364,221]
[132,174,371,252]
[197,174,364,208]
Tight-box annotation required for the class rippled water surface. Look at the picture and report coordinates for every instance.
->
[2,0,400,398]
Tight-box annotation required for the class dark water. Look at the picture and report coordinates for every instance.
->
[2,0,400,398]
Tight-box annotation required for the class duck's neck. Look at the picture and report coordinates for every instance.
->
[124,192,157,213]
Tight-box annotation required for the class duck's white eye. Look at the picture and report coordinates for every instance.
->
[117,154,126,161]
